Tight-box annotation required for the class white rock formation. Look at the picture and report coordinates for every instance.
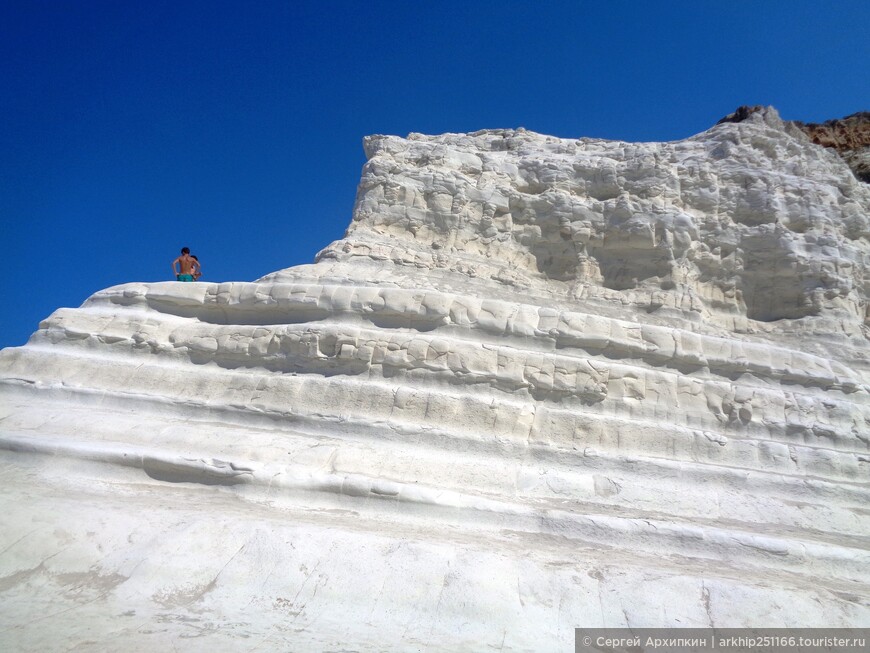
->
[1,107,869,650]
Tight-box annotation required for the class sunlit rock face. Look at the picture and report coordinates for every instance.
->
[1,107,869,651]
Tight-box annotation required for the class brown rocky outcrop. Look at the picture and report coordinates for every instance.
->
[716,105,770,124]
[793,112,870,183]
[794,112,870,151]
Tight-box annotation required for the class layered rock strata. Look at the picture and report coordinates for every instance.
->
[1,107,869,651]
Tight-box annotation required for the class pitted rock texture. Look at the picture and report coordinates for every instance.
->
[1,108,868,651]
[313,106,870,325]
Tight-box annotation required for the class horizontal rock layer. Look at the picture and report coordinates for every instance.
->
[1,107,869,650]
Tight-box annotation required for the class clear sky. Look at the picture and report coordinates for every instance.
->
[1,0,868,349]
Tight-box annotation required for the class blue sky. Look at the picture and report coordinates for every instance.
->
[1,0,868,349]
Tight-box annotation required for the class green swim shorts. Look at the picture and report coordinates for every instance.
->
[177,274,194,282]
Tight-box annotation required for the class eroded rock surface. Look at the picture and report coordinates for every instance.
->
[1,107,868,651]
[723,105,870,184]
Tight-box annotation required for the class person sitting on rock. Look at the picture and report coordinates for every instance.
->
[191,255,202,281]
[172,247,200,282]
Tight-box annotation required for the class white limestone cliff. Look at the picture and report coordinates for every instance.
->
[1,107,868,651]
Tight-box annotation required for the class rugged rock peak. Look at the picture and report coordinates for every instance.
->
[719,105,870,183]
[716,104,783,126]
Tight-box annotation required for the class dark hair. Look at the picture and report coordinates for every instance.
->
[191,255,198,260]
[181,247,190,254]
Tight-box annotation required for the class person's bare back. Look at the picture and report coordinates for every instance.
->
[172,247,201,281]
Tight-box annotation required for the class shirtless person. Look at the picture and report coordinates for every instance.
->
[172,247,201,282]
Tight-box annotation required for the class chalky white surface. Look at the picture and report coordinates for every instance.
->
[1,108,869,650]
